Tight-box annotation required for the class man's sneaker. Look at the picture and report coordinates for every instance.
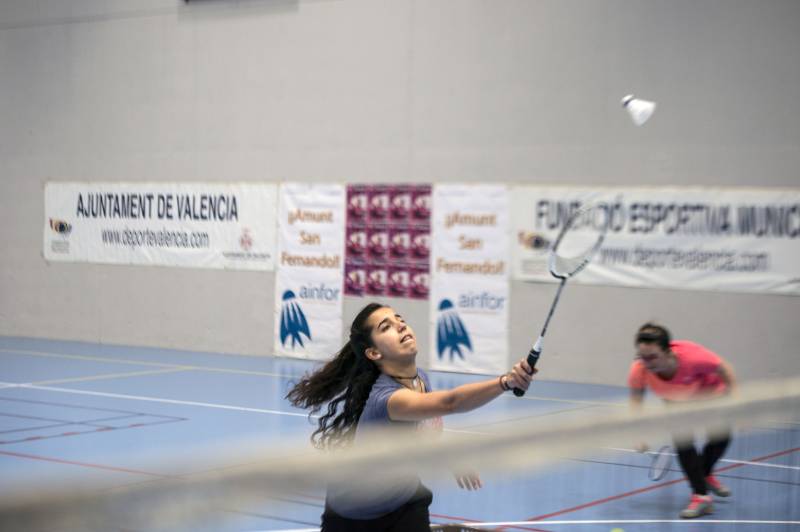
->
[680,494,713,519]
[705,474,732,497]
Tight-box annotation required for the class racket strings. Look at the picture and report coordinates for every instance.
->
[548,203,608,278]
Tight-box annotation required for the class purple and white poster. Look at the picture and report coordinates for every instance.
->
[345,184,432,299]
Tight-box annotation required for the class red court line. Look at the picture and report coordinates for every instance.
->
[499,445,800,530]
[0,450,170,477]
[0,418,185,445]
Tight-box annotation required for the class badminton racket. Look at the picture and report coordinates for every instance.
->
[513,202,608,397]
[648,445,673,481]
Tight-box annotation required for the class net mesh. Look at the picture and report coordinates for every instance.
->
[1,376,798,531]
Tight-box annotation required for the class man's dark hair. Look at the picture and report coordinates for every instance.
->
[635,323,671,350]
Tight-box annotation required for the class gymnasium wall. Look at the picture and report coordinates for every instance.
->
[1,0,798,385]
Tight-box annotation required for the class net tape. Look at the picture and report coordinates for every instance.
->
[1,376,798,530]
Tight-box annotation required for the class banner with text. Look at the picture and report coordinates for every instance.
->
[430,185,510,375]
[44,182,276,270]
[274,183,346,360]
[512,186,800,295]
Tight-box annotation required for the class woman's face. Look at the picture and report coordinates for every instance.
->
[365,306,418,362]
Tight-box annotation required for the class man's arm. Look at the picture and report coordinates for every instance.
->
[630,387,645,408]
[629,387,648,452]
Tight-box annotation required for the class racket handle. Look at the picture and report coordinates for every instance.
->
[512,347,540,397]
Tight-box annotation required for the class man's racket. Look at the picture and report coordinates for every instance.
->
[513,202,608,397]
[648,445,673,481]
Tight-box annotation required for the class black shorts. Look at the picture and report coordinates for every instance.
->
[321,483,433,532]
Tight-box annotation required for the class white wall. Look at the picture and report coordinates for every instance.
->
[1,0,798,384]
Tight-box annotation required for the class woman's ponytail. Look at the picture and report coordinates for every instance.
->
[286,303,385,448]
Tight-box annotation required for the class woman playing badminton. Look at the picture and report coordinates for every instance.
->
[287,302,535,532]
[628,323,737,519]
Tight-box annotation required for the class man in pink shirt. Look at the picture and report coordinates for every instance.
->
[629,323,737,519]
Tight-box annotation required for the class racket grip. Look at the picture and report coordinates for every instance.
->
[512,348,541,397]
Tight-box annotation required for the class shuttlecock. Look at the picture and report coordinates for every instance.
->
[621,94,656,126]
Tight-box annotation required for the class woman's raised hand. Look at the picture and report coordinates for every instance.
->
[506,358,536,392]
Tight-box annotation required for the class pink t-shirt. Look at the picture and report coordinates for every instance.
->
[628,340,728,401]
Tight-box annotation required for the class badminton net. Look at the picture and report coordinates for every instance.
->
[1,375,798,531]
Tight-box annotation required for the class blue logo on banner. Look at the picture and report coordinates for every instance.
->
[280,290,312,348]
[436,299,472,361]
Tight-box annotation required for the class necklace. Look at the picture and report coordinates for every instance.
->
[386,371,420,390]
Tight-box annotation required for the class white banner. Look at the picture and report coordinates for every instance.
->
[512,185,800,295]
[274,183,346,360]
[430,185,510,375]
[44,182,277,270]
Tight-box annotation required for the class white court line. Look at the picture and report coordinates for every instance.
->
[506,394,626,407]
[258,520,800,531]
[442,427,492,435]
[31,367,188,385]
[1,348,627,407]
[606,446,800,471]
[1,382,313,418]
[0,347,288,378]
[718,457,800,471]
[458,520,800,527]
[260,529,319,532]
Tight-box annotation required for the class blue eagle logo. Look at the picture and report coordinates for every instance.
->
[280,290,311,348]
[436,299,472,361]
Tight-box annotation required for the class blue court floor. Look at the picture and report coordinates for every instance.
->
[1,336,798,531]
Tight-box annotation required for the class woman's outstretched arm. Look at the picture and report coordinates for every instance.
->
[387,358,534,421]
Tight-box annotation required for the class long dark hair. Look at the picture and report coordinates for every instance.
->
[286,302,385,449]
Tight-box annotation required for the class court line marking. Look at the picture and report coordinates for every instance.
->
[0,417,186,445]
[444,427,800,464]
[458,519,800,527]
[1,383,312,418]
[505,445,800,531]
[504,394,626,407]
[456,404,602,432]
[569,457,800,488]
[483,520,800,526]
[0,449,172,477]
[0,395,186,420]
[444,405,604,435]
[254,529,319,532]
[26,367,189,386]
[607,446,800,471]
[0,348,288,378]
[0,413,139,433]
[261,522,800,532]
[0,347,626,407]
